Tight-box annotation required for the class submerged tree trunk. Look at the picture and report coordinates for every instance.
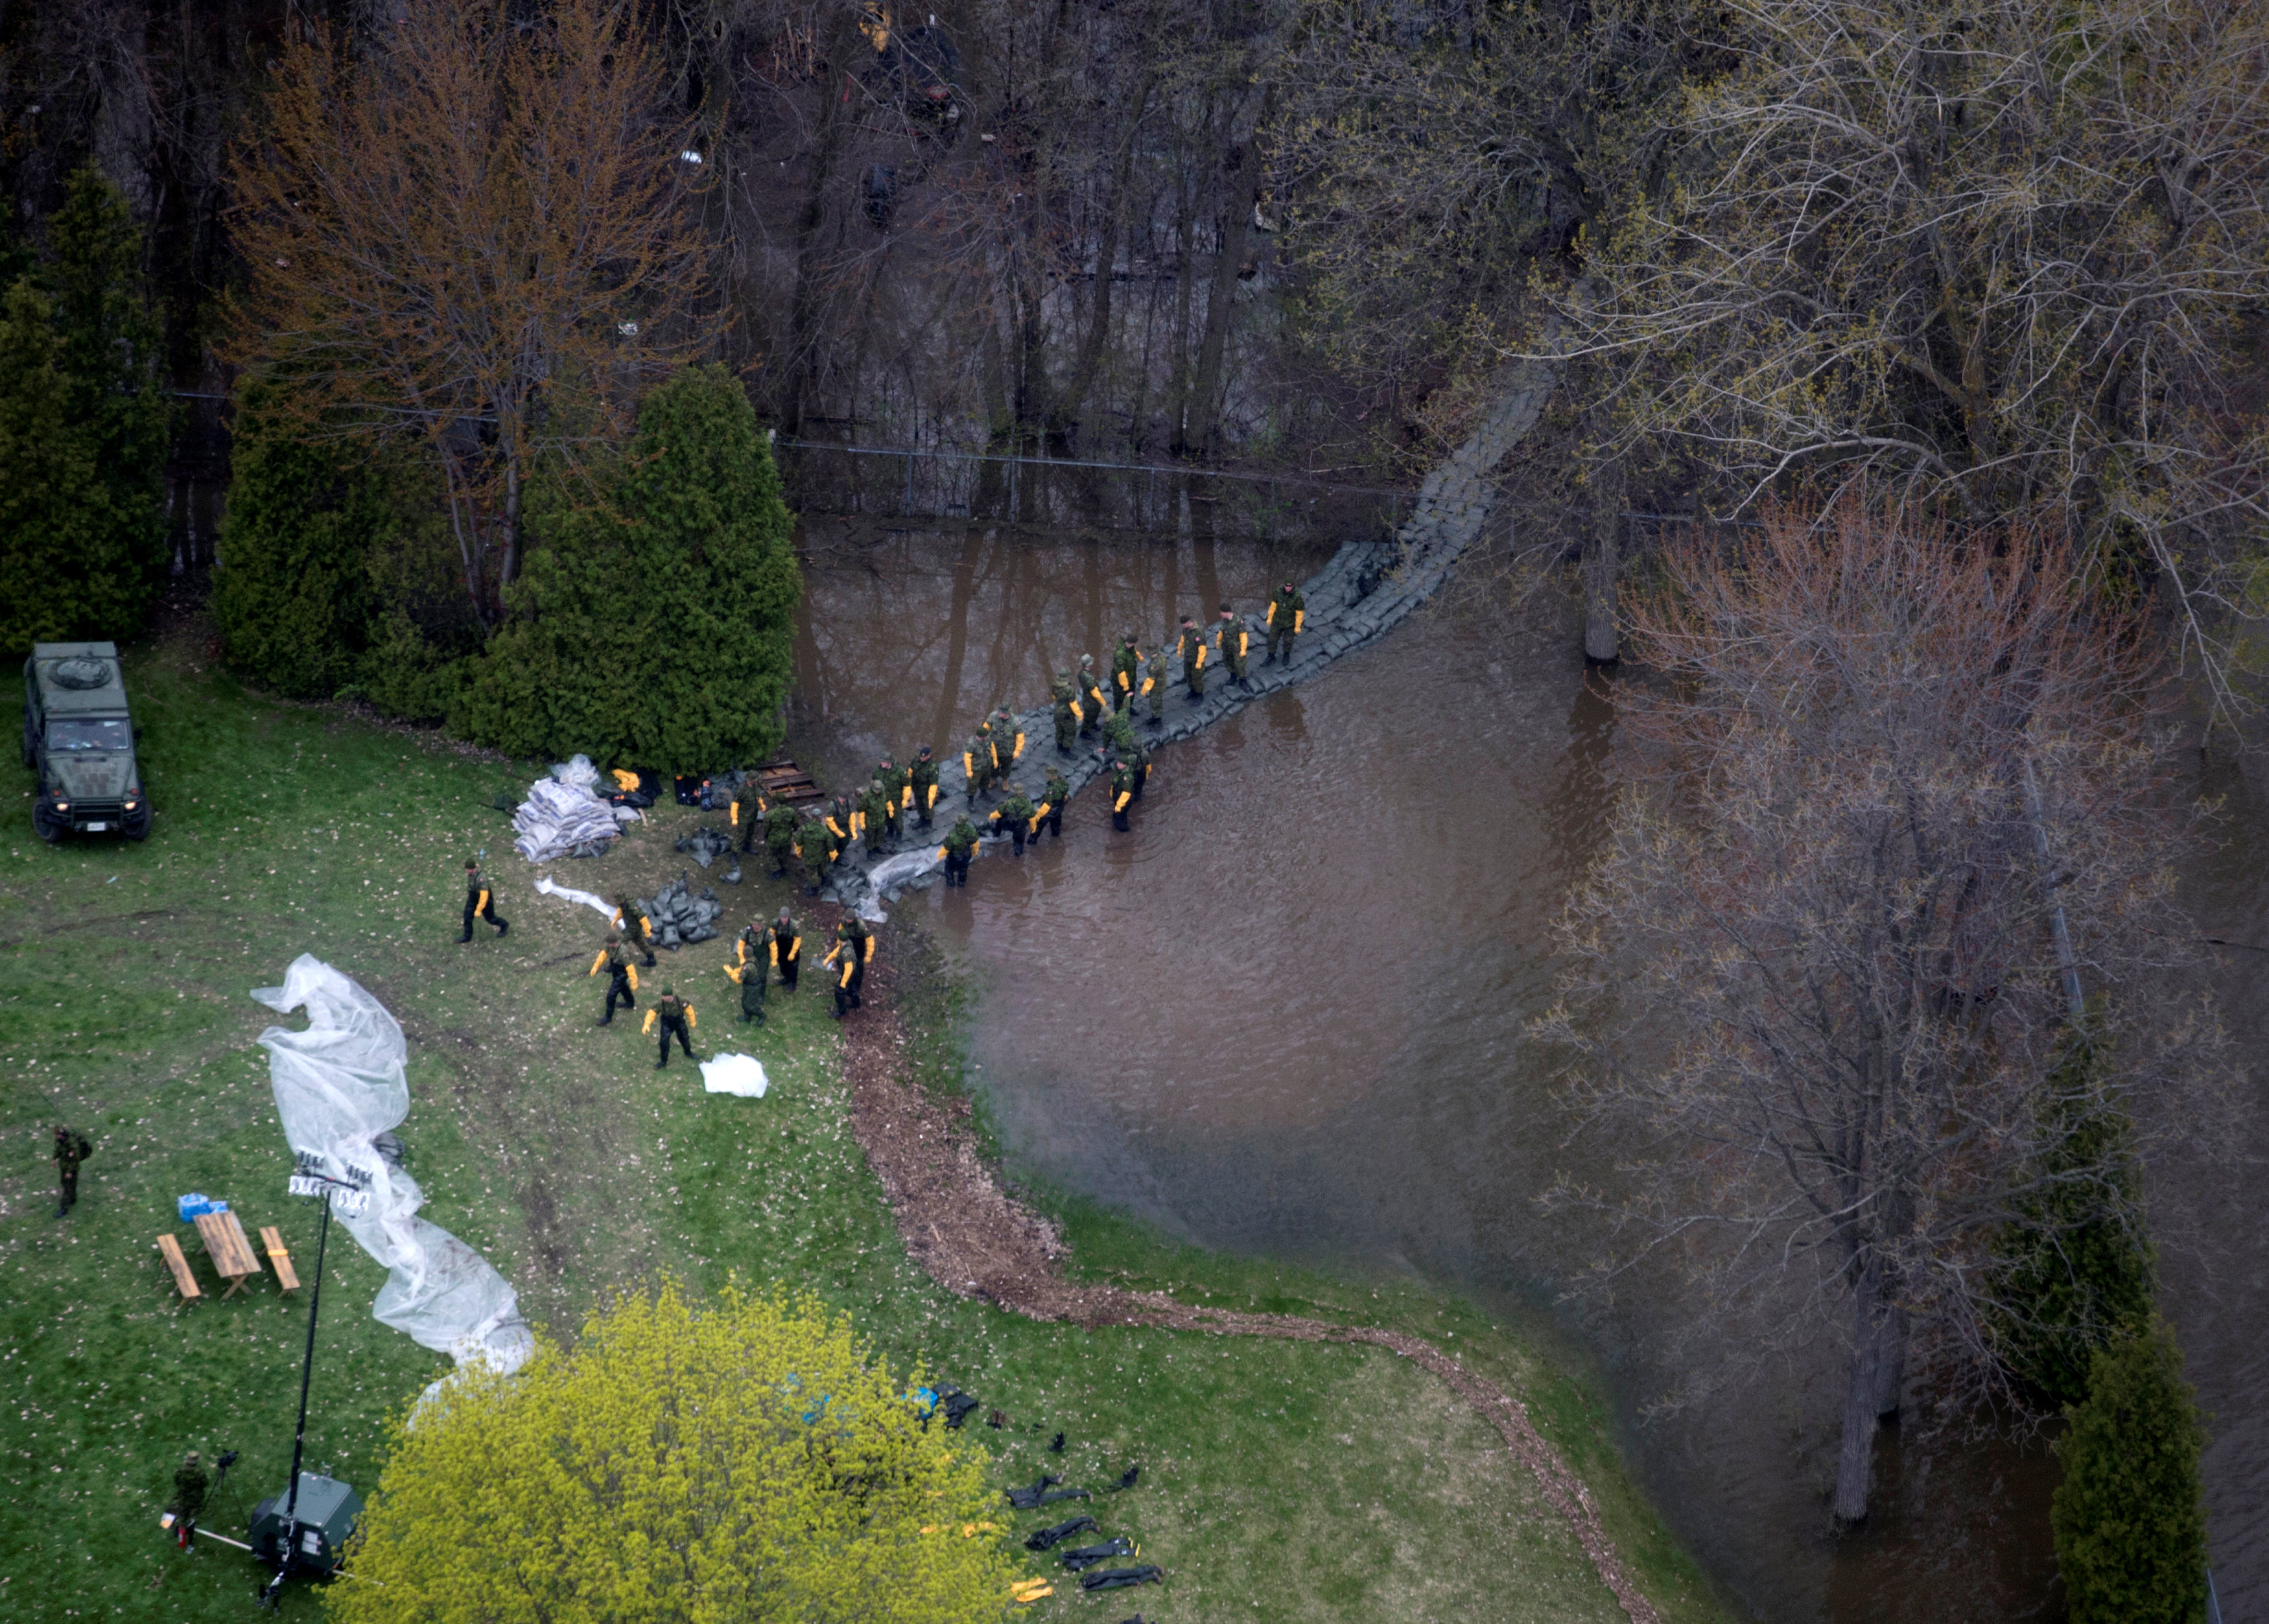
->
[1835,1258,1897,1524]
[1582,464,1622,663]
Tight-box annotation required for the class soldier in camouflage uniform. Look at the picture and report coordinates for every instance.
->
[1109,759,1140,832]
[459,860,508,942]
[771,906,803,992]
[964,722,997,803]
[1216,601,1251,685]
[1142,649,1171,725]
[762,801,800,877]
[825,917,875,1018]
[939,814,980,887]
[588,934,639,1026]
[1111,634,1142,712]
[725,952,768,1024]
[825,794,856,863]
[1036,766,1070,840]
[730,780,768,853]
[990,787,1039,855]
[1076,657,1107,734]
[642,987,698,1067]
[172,1452,209,1549]
[859,778,893,856]
[991,707,1026,771]
[1265,579,1306,664]
[1177,615,1210,698]
[876,757,908,842]
[611,893,658,965]
[53,1125,91,1219]
[909,746,941,829]
[1052,672,1082,753]
[794,816,832,895]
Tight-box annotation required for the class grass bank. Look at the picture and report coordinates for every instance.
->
[0,621,1736,1623]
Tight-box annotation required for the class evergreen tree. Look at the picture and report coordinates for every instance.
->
[0,281,101,652]
[455,364,800,765]
[2052,1321,2210,1624]
[1992,1020,2157,1408]
[213,384,397,698]
[0,169,172,652]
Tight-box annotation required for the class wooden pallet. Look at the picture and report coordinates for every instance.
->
[753,760,826,805]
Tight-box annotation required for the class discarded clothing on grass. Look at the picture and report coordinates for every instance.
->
[1061,1537,1136,1571]
[938,1387,982,1430]
[1026,1516,1098,1553]
[512,771,621,862]
[252,956,532,1380]
[534,876,616,919]
[1112,1464,1142,1492]
[1004,1472,1061,1509]
[605,768,661,808]
[676,825,736,869]
[1079,1566,1164,1592]
[639,873,724,948]
[1035,1486,1092,1506]
[700,1053,768,1098]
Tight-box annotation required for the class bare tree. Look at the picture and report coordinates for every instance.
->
[227,0,708,627]
[1533,500,2221,1525]
[1538,0,2269,718]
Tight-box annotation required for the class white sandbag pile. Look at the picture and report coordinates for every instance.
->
[513,753,625,862]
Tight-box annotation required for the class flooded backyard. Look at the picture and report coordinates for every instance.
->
[788,515,2266,1623]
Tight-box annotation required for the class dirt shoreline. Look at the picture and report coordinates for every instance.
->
[836,945,1663,1624]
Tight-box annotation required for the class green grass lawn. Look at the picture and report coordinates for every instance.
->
[0,624,1737,1623]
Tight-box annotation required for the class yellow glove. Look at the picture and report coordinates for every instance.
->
[729,802,738,825]
[1294,609,1304,633]
[926,784,939,810]
[589,950,607,976]
[770,941,780,965]
[841,961,855,987]
[902,784,914,809]
[938,845,950,860]
[1012,731,1025,759]
[1070,700,1084,724]
[1195,644,1206,668]
[1114,791,1131,812]
[642,1009,657,1034]
[1238,631,1249,657]
[864,935,875,962]
[611,768,639,791]
[1266,600,1278,626]
[687,1006,696,1030]
[1117,670,1129,691]
[786,938,798,961]
[476,890,489,913]
[725,963,741,982]
[963,750,975,777]
[628,965,639,991]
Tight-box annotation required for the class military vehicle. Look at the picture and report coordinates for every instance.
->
[21,642,150,841]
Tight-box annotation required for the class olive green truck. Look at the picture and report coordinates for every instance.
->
[21,642,151,841]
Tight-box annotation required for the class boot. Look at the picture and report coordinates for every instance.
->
[497,920,509,936]
[654,1058,668,1069]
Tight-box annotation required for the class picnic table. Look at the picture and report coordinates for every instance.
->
[193,1209,263,1298]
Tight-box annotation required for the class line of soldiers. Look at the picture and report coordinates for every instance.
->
[587,897,884,1045]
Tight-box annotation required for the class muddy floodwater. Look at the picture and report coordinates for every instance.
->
[789,517,2266,1623]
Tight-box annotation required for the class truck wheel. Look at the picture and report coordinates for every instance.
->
[18,718,32,770]
[32,805,62,844]
[126,806,152,841]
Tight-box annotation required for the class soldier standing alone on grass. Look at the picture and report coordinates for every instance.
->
[53,1125,90,1219]
[172,1452,209,1551]
[589,934,639,1026]
[459,860,508,943]
[642,988,697,1068]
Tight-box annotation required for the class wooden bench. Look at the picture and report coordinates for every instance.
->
[260,1225,301,1293]
[155,1234,202,1301]
[194,1210,263,1299]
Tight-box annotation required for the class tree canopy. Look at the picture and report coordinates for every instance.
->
[329,1283,1011,1624]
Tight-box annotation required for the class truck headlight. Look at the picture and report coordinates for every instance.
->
[52,800,69,812]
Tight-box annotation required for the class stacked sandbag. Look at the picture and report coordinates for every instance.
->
[511,768,622,862]
[637,873,724,948]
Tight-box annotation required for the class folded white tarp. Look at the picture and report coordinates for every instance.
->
[535,875,616,919]
[700,1053,770,1098]
[252,956,534,1376]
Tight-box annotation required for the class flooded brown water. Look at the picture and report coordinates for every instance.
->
[791,519,2265,1623]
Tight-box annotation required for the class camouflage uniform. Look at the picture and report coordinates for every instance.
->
[940,816,980,886]
[1036,768,1069,839]
[991,790,1038,855]
[876,759,908,841]
[1265,582,1306,664]
[1177,620,1210,698]
[771,909,803,992]
[762,803,800,876]
[589,936,639,1025]
[460,864,508,942]
[1076,659,1107,734]
[730,783,767,852]
[1052,674,1082,753]
[612,895,658,965]
[828,919,874,1018]
[964,725,996,803]
[908,748,941,829]
[1216,604,1251,683]
[1109,762,1140,831]
[1142,652,1170,724]
[859,779,893,856]
[53,1127,90,1217]
[794,817,832,894]
[1111,636,1142,712]
[726,952,767,1024]
[642,990,697,1066]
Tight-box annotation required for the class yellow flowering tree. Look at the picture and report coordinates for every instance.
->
[328,1284,1011,1623]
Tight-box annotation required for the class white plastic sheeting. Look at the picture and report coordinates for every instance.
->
[535,875,616,919]
[252,956,534,1376]
[859,830,1011,920]
[700,1053,770,1098]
